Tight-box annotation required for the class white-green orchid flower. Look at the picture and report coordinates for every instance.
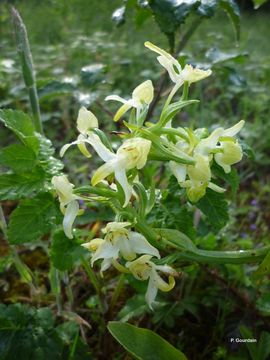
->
[60,106,99,158]
[105,80,154,121]
[51,175,82,239]
[91,137,151,206]
[126,255,177,309]
[82,222,160,273]
[214,120,244,173]
[145,41,212,88]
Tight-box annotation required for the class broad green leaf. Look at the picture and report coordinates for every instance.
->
[50,230,86,271]
[0,144,37,172]
[258,331,270,360]
[197,189,229,232]
[7,193,59,244]
[206,47,248,65]
[219,0,240,41]
[0,109,39,153]
[253,0,269,9]
[108,321,187,360]
[0,170,46,200]
[252,252,270,281]
[38,79,75,101]
[155,228,196,251]
[239,326,257,360]
[197,0,217,17]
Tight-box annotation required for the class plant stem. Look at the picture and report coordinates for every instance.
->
[80,256,107,313]
[11,7,43,133]
[146,18,203,121]
[109,274,125,314]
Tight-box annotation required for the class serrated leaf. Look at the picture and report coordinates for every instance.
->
[108,321,187,360]
[197,189,229,232]
[149,0,199,43]
[212,164,239,197]
[0,144,37,172]
[0,169,46,200]
[0,109,39,153]
[197,0,218,17]
[36,134,63,176]
[50,230,86,271]
[220,0,240,42]
[7,193,59,244]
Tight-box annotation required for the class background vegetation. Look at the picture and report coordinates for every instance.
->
[0,0,270,359]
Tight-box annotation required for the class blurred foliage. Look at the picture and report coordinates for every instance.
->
[0,0,270,359]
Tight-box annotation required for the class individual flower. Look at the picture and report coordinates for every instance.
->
[126,255,177,309]
[60,106,99,158]
[145,41,212,87]
[82,222,160,273]
[105,80,154,121]
[169,120,244,202]
[91,137,151,206]
[51,175,81,239]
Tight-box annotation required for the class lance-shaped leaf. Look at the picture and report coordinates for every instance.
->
[108,321,187,360]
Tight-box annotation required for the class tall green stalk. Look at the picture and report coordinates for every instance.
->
[11,7,43,134]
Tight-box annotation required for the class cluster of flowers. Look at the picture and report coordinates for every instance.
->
[52,42,244,308]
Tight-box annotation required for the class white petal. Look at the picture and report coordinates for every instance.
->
[223,120,245,137]
[129,232,160,258]
[145,273,158,309]
[208,182,226,193]
[86,133,115,162]
[77,107,98,134]
[105,95,127,104]
[63,200,79,239]
[195,127,224,156]
[117,236,136,261]
[169,161,187,183]
[100,258,112,272]
[132,80,154,105]
[91,241,119,265]
[157,56,182,84]
[114,169,133,207]
[91,159,117,186]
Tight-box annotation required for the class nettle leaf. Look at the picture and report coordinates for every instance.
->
[212,163,239,197]
[0,144,37,172]
[50,230,86,271]
[0,109,39,153]
[0,169,46,201]
[0,303,76,360]
[108,321,187,360]
[149,0,199,45]
[196,189,229,232]
[7,193,59,244]
[36,134,63,176]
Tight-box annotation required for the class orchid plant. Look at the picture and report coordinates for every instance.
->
[52,42,245,309]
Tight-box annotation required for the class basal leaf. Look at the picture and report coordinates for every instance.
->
[0,144,37,172]
[7,193,59,244]
[0,109,39,153]
[50,230,86,271]
[108,321,187,360]
[197,189,229,232]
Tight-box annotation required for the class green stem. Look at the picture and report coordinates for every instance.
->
[75,185,118,198]
[135,218,269,265]
[181,81,189,101]
[109,274,125,313]
[80,256,107,313]
[11,7,43,133]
